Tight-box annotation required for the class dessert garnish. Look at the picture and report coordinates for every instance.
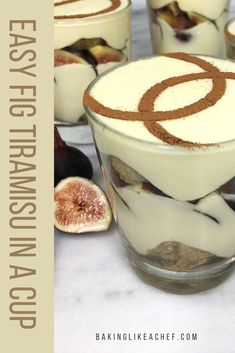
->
[54,177,112,233]
[54,0,121,19]
[84,52,235,148]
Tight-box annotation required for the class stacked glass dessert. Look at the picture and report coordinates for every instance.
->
[54,0,131,143]
[84,52,235,293]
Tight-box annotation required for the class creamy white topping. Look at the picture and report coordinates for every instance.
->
[54,0,129,18]
[89,55,235,145]
[87,55,235,202]
[148,0,229,20]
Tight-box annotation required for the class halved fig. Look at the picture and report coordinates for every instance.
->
[54,49,88,67]
[89,45,124,64]
[54,177,112,234]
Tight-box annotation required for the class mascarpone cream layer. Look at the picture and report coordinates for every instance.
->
[228,18,235,35]
[115,186,235,257]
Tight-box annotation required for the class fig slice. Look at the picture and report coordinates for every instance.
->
[70,37,107,51]
[54,177,112,234]
[89,45,124,64]
[155,1,207,30]
[54,49,88,67]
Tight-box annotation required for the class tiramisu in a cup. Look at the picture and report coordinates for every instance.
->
[225,18,235,60]
[84,52,235,293]
[54,0,131,143]
[146,0,230,56]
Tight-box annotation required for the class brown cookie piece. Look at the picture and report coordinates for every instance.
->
[147,241,221,271]
[110,157,146,186]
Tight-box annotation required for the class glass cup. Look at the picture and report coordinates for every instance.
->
[146,0,230,57]
[54,0,131,144]
[84,54,235,294]
[225,18,235,60]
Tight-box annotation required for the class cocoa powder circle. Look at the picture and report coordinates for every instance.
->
[84,53,235,148]
[54,0,121,19]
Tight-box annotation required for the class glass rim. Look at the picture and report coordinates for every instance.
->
[224,17,235,40]
[84,54,235,151]
[54,0,131,26]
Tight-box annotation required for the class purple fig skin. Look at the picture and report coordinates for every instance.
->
[54,127,93,186]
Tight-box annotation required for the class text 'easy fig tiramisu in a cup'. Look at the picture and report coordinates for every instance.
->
[225,18,235,60]
[146,0,230,57]
[84,52,235,294]
[54,0,131,143]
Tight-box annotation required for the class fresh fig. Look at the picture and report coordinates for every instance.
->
[54,127,93,186]
[54,177,112,233]
[89,45,124,64]
[54,49,88,67]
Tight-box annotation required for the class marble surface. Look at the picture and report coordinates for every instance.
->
[55,2,235,353]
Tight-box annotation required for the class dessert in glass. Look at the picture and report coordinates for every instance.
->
[146,0,230,56]
[225,18,235,60]
[54,0,131,144]
[84,52,235,293]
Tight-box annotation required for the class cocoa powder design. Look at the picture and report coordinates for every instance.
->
[54,0,121,19]
[84,52,235,148]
